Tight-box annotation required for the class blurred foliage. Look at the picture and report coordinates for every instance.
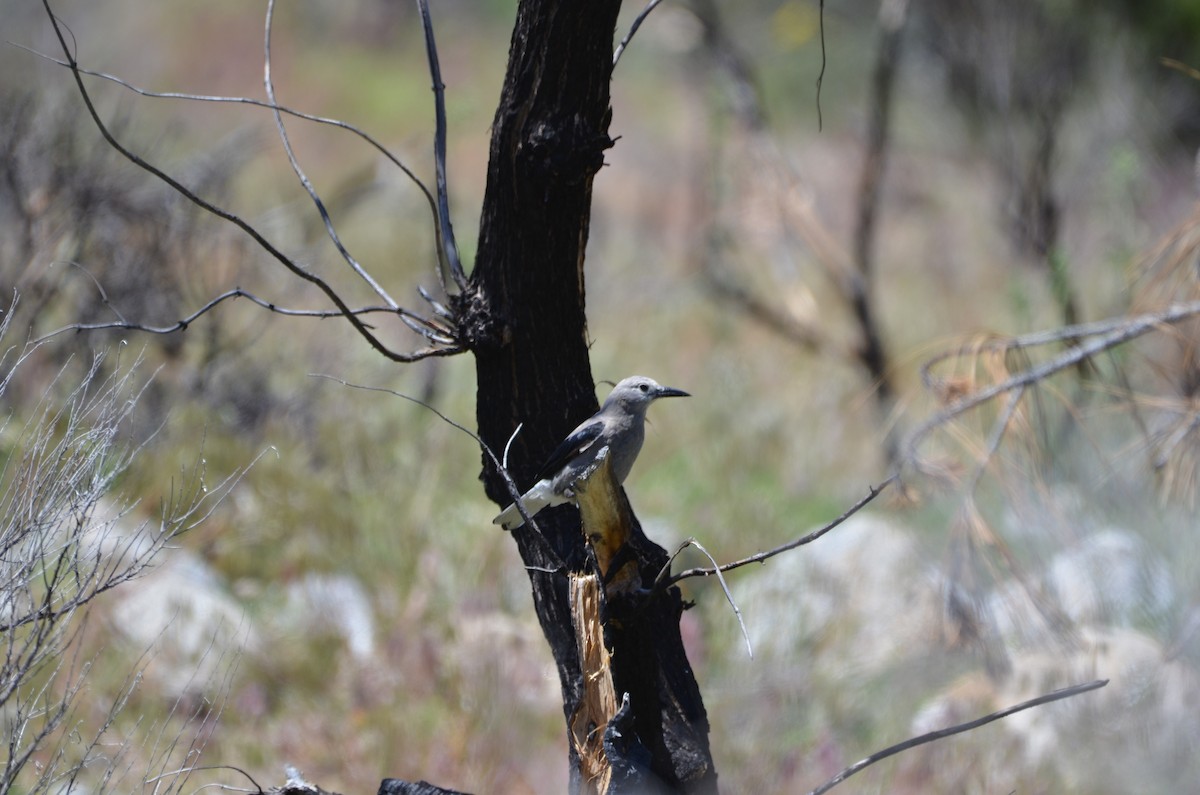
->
[1108,0,1200,62]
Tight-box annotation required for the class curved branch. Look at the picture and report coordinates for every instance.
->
[54,259,458,348]
[908,300,1200,463]
[808,679,1108,795]
[40,1,461,364]
[311,375,565,571]
[664,537,753,658]
[612,0,664,68]
[15,43,439,232]
[33,287,432,341]
[416,0,468,293]
[262,0,400,310]
[663,476,896,587]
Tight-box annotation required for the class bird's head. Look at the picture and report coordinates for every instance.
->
[603,375,690,413]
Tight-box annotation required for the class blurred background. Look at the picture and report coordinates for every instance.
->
[3,0,1200,792]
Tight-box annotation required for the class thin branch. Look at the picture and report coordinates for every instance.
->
[907,300,1200,462]
[815,0,826,130]
[32,288,404,343]
[671,538,752,658]
[922,300,1200,386]
[1155,409,1200,470]
[144,764,264,793]
[14,42,439,229]
[965,385,1024,493]
[702,266,825,352]
[613,0,664,68]
[61,261,127,324]
[310,375,565,572]
[40,1,459,364]
[665,476,895,587]
[416,0,468,292]
[1161,56,1200,82]
[849,0,909,458]
[807,679,1108,795]
[502,423,524,471]
[262,0,399,310]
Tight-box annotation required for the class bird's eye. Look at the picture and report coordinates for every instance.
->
[638,383,650,393]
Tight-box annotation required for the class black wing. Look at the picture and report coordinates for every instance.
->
[534,420,604,482]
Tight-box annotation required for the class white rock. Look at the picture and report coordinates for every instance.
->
[283,573,376,661]
[1046,528,1175,627]
[108,549,253,698]
[732,515,944,678]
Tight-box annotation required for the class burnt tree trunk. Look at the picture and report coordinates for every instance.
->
[458,1,717,792]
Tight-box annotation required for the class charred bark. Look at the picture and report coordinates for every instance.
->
[460,1,717,791]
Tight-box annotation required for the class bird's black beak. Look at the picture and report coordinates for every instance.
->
[656,386,690,399]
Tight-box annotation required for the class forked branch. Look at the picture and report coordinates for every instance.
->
[906,300,1200,464]
[310,375,566,574]
[39,0,463,362]
[35,288,403,344]
[16,44,438,222]
[263,0,399,310]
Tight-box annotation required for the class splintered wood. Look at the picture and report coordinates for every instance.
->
[574,453,639,594]
[569,572,617,795]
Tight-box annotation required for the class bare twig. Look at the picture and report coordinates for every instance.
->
[907,301,1200,462]
[807,679,1108,795]
[309,375,565,571]
[815,0,826,130]
[1155,410,1200,470]
[1160,57,1200,82]
[612,0,664,68]
[664,476,895,587]
[33,288,399,342]
[502,422,524,471]
[263,0,399,310]
[40,1,460,363]
[965,385,1025,493]
[416,0,468,293]
[61,261,127,324]
[849,0,910,462]
[13,43,438,227]
[667,538,752,658]
[144,764,264,793]
[702,267,826,352]
[0,329,248,793]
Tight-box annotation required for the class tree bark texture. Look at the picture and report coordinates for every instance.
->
[461,2,717,791]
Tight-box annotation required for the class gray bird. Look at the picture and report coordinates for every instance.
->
[493,375,690,530]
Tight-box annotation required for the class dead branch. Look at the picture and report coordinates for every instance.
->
[262,0,399,310]
[663,538,753,658]
[612,0,665,68]
[40,0,462,363]
[701,266,827,352]
[689,0,899,444]
[309,375,565,574]
[849,0,910,455]
[16,44,438,223]
[807,679,1108,795]
[416,0,468,292]
[0,326,248,794]
[33,288,402,342]
[964,385,1025,493]
[663,476,896,587]
[906,300,1200,464]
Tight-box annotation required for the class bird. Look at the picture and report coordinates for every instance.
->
[492,375,690,530]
